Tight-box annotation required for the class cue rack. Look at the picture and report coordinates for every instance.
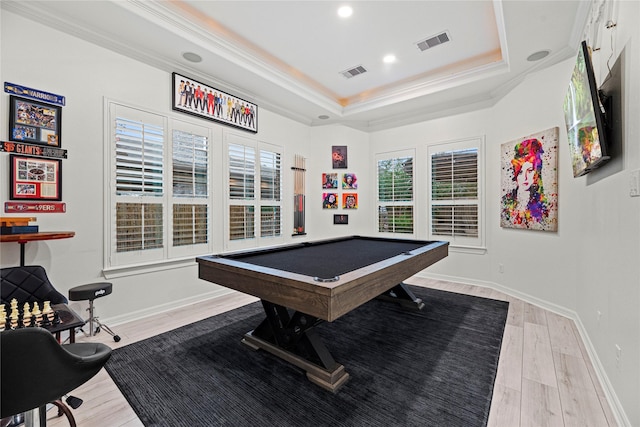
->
[292,154,306,236]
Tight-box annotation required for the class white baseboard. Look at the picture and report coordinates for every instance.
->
[98,287,236,327]
[415,271,631,427]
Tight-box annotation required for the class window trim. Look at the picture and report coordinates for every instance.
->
[224,131,284,251]
[427,136,486,251]
[375,149,416,238]
[103,99,215,274]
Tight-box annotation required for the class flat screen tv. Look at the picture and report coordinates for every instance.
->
[563,40,610,177]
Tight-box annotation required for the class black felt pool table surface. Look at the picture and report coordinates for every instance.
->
[218,236,432,280]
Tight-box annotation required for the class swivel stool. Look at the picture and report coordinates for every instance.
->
[68,282,121,342]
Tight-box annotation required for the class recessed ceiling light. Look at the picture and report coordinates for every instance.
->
[526,50,550,62]
[182,52,202,63]
[383,54,396,64]
[318,115,330,120]
[338,6,353,18]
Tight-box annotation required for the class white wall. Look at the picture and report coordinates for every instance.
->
[0,12,311,321]
[1,2,638,424]
[368,2,640,424]
[307,125,372,237]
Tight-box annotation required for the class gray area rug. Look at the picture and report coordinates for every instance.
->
[105,286,508,427]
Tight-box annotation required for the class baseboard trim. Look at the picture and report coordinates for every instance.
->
[416,271,631,427]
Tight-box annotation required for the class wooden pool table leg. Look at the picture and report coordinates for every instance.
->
[378,282,425,310]
[241,300,350,393]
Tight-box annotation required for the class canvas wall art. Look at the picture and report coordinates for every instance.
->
[500,127,558,231]
[322,173,338,188]
[322,193,338,209]
[342,173,358,189]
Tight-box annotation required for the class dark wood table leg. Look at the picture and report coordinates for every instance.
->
[378,282,425,310]
[242,300,350,392]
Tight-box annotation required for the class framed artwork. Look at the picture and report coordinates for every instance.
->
[342,173,358,189]
[9,96,62,147]
[322,193,338,209]
[500,127,558,231]
[322,173,338,189]
[333,214,348,224]
[342,193,358,209]
[172,72,257,133]
[332,146,347,169]
[9,154,62,201]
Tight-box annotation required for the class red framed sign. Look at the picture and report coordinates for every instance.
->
[9,154,62,201]
[5,202,66,213]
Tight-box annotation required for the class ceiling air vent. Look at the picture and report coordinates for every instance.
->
[341,65,367,79]
[416,31,450,52]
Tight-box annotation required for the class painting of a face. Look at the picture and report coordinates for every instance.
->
[500,127,558,231]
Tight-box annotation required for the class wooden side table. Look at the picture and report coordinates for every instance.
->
[0,232,75,266]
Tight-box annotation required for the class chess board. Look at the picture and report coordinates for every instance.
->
[0,299,61,331]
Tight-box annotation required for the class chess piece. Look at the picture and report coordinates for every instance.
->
[22,303,32,327]
[52,310,61,325]
[10,308,19,329]
[0,304,6,331]
[32,302,43,326]
[43,301,55,322]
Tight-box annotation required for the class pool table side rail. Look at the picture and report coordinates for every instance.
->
[197,240,448,322]
[328,241,448,320]
[198,257,333,319]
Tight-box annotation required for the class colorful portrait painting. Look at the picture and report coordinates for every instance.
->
[342,173,358,189]
[322,173,338,189]
[500,127,558,231]
[342,193,358,209]
[322,193,338,209]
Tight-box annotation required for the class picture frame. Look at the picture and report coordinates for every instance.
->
[172,72,258,133]
[332,146,347,169]
[9,154,62,201]
[333,214,348,225]
[9,96,62,147]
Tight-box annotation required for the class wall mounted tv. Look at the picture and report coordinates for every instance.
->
[563,40,610,177]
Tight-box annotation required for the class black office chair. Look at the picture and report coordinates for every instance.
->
[1,265,93,414]
[0,327,112,427]
[1,265,68,306]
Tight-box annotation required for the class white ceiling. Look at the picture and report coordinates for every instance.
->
[2,1,590,132]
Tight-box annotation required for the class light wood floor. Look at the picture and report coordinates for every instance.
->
[46,277,617,427]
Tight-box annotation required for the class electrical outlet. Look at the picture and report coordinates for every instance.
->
[499,263,504,274]
[596,310,602,323]
[615,344,622,369]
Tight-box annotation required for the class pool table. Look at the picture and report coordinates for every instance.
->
[197,235,448,392]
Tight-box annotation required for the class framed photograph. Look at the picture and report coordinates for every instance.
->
[332,146,347,169]
[500,127,558,231]
[9,96,62,147]
[333,214,348,225]
[9,154,62,201]
[172,72,257,133]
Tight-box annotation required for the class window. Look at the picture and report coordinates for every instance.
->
[260,149,282,237]
[171,128,209,249]
[110,106,166,266]
[106,102,212,270]
[376,151,414,235]
[428,137,484,248]
[226,134,282,248]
